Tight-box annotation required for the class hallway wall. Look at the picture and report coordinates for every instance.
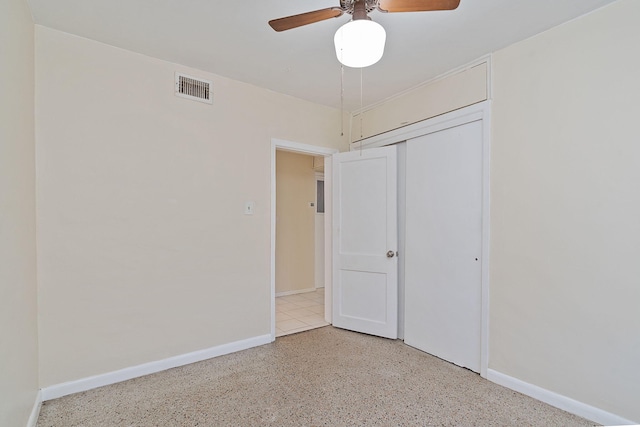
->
[275,151,317,294]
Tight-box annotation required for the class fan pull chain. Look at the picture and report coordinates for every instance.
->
[360,67,364,155]
[340,64,344,137]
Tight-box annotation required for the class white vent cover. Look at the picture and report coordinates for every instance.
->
[175,72,212,104]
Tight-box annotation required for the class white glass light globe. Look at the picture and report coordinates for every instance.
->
[334,19,386,68]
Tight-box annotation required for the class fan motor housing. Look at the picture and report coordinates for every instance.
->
[340,0,378,15]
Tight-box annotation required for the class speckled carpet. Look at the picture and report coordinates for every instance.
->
[37,326,597,426]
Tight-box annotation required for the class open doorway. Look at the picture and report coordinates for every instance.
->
[270,139,338,339]
[274,150,327,336]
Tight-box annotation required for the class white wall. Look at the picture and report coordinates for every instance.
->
[0,0,39,425]
[35,26,347,388]
[490,0,640,421]
[275,151,316,294]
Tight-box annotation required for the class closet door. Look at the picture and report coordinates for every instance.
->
[404,120,483,372]
[332,146,398,339]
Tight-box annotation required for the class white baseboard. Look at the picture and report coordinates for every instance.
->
[27,390,42,427]
[41,334,272,402]
[487,369,637,426]
[275,287,316,297]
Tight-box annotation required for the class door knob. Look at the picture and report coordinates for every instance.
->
[387,250,395,258]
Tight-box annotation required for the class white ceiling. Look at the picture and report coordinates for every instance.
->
[27,0,618,111]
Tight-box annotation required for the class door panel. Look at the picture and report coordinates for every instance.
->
[333,146,398,339]
[339,270,387,323]
[339,157,388,255]
[404,120,483,372]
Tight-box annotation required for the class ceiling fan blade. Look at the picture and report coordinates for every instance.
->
[377,0,460,13]
[269,8,344,32]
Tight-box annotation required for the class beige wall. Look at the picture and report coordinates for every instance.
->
[490,0,640,421]
[0,0,39,425]
[351,61,487,142]
[14,0,638,422]
[35,26,347,387]
[275,151,317,294]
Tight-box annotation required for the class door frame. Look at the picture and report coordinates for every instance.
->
[314,172,325,289]
[270,139,339,341]
[348,101,491,378]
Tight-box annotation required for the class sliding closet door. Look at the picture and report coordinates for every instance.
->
[404,120,483,373]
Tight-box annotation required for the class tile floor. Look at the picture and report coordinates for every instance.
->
[276,288,329,337]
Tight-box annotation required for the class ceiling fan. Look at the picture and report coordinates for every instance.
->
[268,0,461,33]
[269,0,460,68]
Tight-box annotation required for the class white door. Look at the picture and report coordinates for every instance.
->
[332,146,398,339]
[404,120,483,372]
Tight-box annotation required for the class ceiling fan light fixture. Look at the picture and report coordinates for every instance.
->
[334,19,386,68]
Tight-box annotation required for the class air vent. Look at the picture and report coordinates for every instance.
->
[175,72,212,104]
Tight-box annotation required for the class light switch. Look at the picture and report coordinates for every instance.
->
[244,201,255,215]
